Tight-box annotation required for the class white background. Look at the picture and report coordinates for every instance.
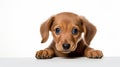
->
[0,0,119,57]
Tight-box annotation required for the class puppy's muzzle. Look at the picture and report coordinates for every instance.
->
[62,43,70,50]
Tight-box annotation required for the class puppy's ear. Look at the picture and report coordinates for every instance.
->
[40,16,54,43]
[80,16,97,45]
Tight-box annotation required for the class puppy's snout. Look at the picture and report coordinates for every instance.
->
[62,43,70,50]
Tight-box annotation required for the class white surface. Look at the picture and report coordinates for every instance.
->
[0,57,120,67]
[0,0,120,57]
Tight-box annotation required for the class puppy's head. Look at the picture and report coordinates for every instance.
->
[40,12,96,53]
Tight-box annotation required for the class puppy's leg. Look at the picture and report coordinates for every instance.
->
[84,47,103,58]
[36,48,54,59]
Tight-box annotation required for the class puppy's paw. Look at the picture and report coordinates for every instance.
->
[35,49,54,59]
[86,50,103,59]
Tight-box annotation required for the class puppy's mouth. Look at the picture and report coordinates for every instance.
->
[60,48,77,54]
[61,50,71,53]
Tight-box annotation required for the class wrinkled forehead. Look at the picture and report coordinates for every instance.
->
[54,13,80,25]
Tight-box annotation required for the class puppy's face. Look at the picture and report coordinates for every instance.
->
[51,13,84,53]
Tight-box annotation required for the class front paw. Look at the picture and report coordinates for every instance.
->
[35,49,54,59]
[86,50,103,59]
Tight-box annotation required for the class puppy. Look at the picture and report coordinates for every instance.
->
[36,12,103,59]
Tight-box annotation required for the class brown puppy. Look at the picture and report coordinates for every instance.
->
[36,12,103,59]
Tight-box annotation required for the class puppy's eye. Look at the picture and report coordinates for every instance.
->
[72,28,78,35]
[55,28,61,34]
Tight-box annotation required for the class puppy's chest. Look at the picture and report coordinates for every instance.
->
[68,43,86,57]
[68,48,84,57]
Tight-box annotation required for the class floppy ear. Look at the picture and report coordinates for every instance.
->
[40,16,54,43]
[80,16,97,45]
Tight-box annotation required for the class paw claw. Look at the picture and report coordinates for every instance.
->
[86,50,103,59]
[35,49,53,59]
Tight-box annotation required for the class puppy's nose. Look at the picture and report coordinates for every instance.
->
[62,43,70,50]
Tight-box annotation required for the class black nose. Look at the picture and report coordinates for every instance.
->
[62,43,70,50]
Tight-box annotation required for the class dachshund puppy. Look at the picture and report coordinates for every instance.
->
[36,12,103,59]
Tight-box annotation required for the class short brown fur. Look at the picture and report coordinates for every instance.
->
[36,12,103,59]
